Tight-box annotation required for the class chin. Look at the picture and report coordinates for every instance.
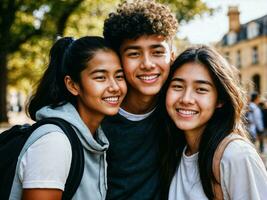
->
[141,88,162,96]
[174,123,192,131]
[104,109,120,116]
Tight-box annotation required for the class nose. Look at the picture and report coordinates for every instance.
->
[108,78,120,93]
[141,53,155,70]
[180,89,195,105]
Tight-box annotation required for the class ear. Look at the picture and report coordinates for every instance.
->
[170,51,176,64]
[64,75,79,96]
[170,48,176,65]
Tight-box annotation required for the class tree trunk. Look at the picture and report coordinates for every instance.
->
[0,51,8,123]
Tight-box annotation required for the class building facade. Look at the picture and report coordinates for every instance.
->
[217,6,267,97]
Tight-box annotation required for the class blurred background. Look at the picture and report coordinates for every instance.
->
[0,1,267,161]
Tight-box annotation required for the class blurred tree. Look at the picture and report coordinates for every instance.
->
[0,0,212,123]
[160,0,213,23]
[0,0,85,123]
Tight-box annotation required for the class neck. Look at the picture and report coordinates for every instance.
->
[121,91,157,114]
[77,106,104,135]
[184,131,202,156]
[85,119,102,135]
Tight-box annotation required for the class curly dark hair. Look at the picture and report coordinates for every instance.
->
[103,0,178,52]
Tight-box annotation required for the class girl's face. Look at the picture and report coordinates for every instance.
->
[74,50,127,119]
[166,62,221,136]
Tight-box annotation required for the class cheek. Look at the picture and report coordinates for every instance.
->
[119,81,127,95]
[165,90,176,113]
[200,97,218,117]
[122,59,134,71]
[123,66,135,80]
[84,82,104,97]
[162,65,170,76]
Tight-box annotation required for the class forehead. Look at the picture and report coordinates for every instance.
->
[86,50,120,69]
[120,34,171,51]
[173,62,213,82]
[90,49,118,60]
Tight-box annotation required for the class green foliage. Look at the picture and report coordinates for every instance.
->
[159,0,214,23]
[66,0,120,37]
[7,0,121,94]
[8,38,51,93]
[0,0,89,122]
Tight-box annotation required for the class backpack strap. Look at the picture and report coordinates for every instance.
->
[212,134,246,200]
[34,118,84,200]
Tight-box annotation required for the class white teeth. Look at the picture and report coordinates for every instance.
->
[139,75,158,80]
[177,109,197,115]
[103,97,119,102]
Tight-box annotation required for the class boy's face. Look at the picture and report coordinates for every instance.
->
[119,34,174,98]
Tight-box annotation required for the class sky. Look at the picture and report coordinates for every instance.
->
[177,0,267,44]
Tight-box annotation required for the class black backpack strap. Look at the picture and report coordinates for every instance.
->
[35,118,84,200]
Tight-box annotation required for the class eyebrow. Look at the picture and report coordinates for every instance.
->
[171,77,214,87]
[116,69,124,73]
[90,69,107,75]
[122,44,165,52]
[90,68,124,75]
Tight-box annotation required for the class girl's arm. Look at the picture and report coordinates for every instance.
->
[22,189,62,200]
[220,140,267,200]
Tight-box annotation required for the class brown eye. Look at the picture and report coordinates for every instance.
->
[94,76,106,81]
[126,52,140,57]
[153,50,165,56]
[171,84,183,91]
[116,73,125,80]
[196,88,208,93]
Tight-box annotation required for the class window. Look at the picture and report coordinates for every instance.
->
[247,22,259,39]
[227,32,237,45]
[252,74,260,93]
[252,46,258,64]
[236,50,241,68]
[225,52,230,63]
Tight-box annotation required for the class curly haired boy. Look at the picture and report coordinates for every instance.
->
[102,1,178,199]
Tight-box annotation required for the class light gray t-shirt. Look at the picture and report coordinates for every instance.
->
[169,139,267,200]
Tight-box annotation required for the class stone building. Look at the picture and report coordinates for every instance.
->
[216,6,267,97]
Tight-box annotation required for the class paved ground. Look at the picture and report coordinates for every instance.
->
[1,111,267,168]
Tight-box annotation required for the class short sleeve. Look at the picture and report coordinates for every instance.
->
[220,140,267,200]
[19,132,72,191]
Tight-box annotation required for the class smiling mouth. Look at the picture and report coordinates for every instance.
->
[103,96,120,104]
[176,108,198,116]
[137,74,159,81]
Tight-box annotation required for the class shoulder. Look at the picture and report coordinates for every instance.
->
[18,131,73,188]
[22,131,72,163]
[30,131,71,149]
[219,137,267,199]
[21,130,72,169]
[221,138,260,167]
[222,139,255,159]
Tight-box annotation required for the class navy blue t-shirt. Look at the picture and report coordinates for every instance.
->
[102,108,163,200]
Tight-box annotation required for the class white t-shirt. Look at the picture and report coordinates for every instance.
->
[169,140,267,200]
[118,107,156,121]
[19,132,72,190]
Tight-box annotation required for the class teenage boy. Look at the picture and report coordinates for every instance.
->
[102,1,178,199]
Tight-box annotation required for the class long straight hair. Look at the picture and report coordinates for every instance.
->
[162,45,248,199]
